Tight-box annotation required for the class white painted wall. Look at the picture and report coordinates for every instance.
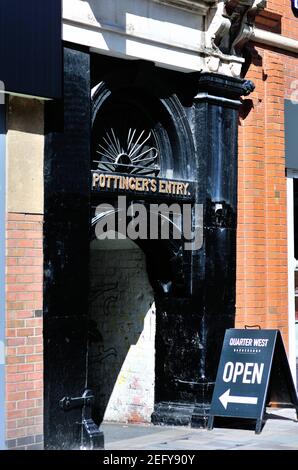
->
[287,174,298,386]
[89,240,156,423]
[63,0,243,75]
[63,0,204,72]
[6,97,44,214]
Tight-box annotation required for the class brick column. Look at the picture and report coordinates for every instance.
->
[6,213,43,449]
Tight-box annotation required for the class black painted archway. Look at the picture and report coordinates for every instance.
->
[43,47,253,448]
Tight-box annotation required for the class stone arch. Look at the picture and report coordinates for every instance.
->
[91,80,196,180]
[89,71,197,426]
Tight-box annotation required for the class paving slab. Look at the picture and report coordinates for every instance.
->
[101,408,298,450]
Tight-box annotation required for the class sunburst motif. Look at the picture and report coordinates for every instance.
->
[94,128,160,176]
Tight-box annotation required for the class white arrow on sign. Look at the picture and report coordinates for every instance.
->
[219,389,258,409]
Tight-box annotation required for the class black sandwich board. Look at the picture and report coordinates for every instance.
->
[208,329,298,433]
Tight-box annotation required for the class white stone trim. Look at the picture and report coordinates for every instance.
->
[63,16,205,55]
[63,0,244,75]
[286,174,297,386]
[152,0,215,14]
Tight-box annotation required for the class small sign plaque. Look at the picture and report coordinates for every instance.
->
[92,172,194,199]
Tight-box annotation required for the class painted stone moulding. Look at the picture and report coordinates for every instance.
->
[63,0,266,77]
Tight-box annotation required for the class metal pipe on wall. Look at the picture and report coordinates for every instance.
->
[253,28,298,54]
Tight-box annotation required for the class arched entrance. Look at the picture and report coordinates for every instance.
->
[44,50,246,448]
[88,195,186,425]
[88,235,156,424]
[89,74,197,426]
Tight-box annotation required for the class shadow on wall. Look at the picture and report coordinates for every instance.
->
[88,237,156,424]
[239,45,264,123]
[7,96,44,134]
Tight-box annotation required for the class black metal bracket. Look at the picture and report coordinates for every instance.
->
[59,390,94,411]
[59,389,104,449]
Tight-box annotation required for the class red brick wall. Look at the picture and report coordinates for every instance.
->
[236,13,298,347]
[266,0,298,40]
[3,5,297,449]
[6,213,43,449]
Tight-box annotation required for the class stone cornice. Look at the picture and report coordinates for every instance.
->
[152,0,216,14]
[196,72,255,99]
[62,0,266,77]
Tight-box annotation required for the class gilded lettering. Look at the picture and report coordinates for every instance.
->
[92,173,100,188]
[129,177,136,190]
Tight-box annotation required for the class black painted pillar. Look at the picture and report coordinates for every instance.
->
[191,74,253,425]
[153,73,253,427]
[44,47,91,449]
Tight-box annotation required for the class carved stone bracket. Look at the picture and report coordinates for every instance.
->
[206,0,266,56]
